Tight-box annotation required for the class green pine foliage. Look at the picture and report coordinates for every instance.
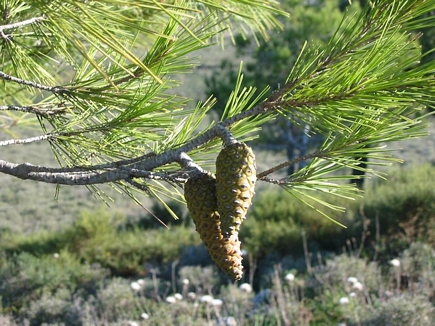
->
[206,0,352,113]
[1,0,435,220]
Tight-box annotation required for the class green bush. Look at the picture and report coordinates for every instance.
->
[308,255,382,294]
[23,287,82,326]
[78,225,200,276]
[356,295,435,326]
[241,188,358,258]
[0,251,107,314]
[241,164,435,263]
[362,164,435,256]
[0,207,124,256]
[1,208,202,277]
[94,277,140,322]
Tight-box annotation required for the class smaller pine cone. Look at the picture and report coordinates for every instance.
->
[185,172,243,280]
[216,142,256,237]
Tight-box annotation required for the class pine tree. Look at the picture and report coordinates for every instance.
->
[1,0,435,227]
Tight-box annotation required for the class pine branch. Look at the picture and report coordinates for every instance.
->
[0,135,53,146]
[0,15,46,41]
[257,151,328,179]
[0,105,67,117]
[0,71,67,94]
[0,15,46,32]
[1,0,435,217]
[0,159,185,185]
[0,55,429,186]
[0,86,282,184]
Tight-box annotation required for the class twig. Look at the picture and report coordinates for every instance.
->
[175,152,205,176]
[0,134,54,146]
[121,166,188,184]
[0,128,94,146]
[125,178,151,195]
[0,30,10,41]
[0,105,68,116]
[301,230,313,275]
[258,176,289,186]
[215,124,238,146]
[0,71,67,93]
[0,159,179,185]
[0,16,46,41]
[0,16,46,32]
[257,151,327,179]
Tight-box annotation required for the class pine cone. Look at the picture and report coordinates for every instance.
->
[216,143,256,237]
[185,172,243,280]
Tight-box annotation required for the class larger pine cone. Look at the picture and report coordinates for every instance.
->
[185,172,243,280]
[216,143,256,238]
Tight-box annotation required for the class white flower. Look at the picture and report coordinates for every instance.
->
[199,295,214,304]
[347,276,358,284]
[385,290,394,297]
[285,273,295,282]
[222,316,237,326]
[182,278,190,285]
[141,313,150,320]
[211,299,223,307]
[174,293,183,301]
[349,292,356,298]
[130,282,141,291]
[53,253,60,259]
[165,296,177,304]
[352,281,364,291]
[127,321,139,326]
[187,292,196,300]
[137,279,145,285]
[239,283,253,293]
[390,259,401,267]
[339,297,350,305]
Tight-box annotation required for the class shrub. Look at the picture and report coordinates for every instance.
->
[309,254,382,293]
[23,287,82,326]
[94,277,140,322]
[178,266,220,293]
[358,295,435,326]
[1,208,202,277]
[76,225,201,276]
[363,164,435,247]
[241,188,358,259]
[0,251,107,314]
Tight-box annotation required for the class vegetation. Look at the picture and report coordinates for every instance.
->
[0,164,434,325]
